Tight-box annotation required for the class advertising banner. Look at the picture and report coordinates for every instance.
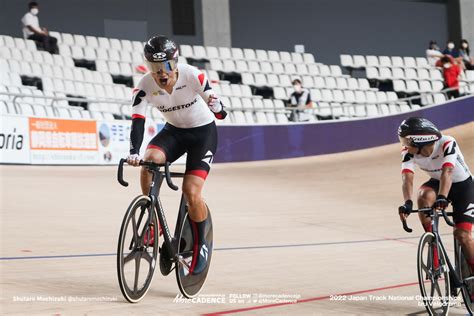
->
[97,120,171,164]
[0,115,30,164]
[29,117,99,164]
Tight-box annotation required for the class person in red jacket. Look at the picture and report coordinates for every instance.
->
[436,55,461,99]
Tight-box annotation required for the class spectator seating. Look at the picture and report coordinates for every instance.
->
[1,32,472,124]
[341,54,474,106]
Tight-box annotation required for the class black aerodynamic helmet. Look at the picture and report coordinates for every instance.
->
[144,35,179,73]
[398,117,442,148]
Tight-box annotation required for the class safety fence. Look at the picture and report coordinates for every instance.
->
[1,94,472,164]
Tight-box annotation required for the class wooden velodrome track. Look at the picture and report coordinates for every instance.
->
[1,122,472,315]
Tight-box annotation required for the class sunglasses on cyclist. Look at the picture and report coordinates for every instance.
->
[145,59,177,73]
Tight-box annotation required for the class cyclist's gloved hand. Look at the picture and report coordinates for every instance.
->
[126,153,141,167]
[433,195,449,210]
[207,95,222,113]
[207,94,227,120]
[399,200,413,220]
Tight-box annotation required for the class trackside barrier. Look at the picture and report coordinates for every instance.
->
[0,115,164,164]
[1,95,473,164]
[213,95,474,162]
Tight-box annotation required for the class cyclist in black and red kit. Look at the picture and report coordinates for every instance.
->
[126,35,227,275]
[398,117,474,272]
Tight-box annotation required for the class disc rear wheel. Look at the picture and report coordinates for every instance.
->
[175,212,213,298]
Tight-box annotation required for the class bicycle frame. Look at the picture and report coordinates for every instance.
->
[403,207,464,288]
[118,159,187,263]
[149,171,187,261]
[429,211,464,289]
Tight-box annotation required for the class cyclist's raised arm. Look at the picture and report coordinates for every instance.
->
[189,67,227,119]
[128,79,149,165]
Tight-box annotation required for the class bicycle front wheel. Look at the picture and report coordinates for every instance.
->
[417,232,451,315]
[456,242,474,314]
[117,195,159,303]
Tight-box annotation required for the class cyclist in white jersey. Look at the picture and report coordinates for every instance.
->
[126,35,227,275]
[398,117,474,272]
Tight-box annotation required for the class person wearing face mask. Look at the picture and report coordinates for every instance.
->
[426,40,443,66]
[21,1,58,54]
[442,40,460,59]
[459,39,473,70]
[287,79,312,122]
[435,55,461,99]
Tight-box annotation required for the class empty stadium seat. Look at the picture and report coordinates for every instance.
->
[231,48,244,60]
[391,68,405,79]
[231,111,246,124]
[276,113,289,123]
[255,111,268,124]
[393,80,406,92]
[433,93,447,104]
[193,45,207,59]
[391,56,404,68]
[378,67,392,80]
[352,55,366,68]
[204,46,218,59]
[219,47,232,59]
[404,68,417,80]
[243,49,256,60]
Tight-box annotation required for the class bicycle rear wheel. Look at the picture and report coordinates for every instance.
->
[175,211,213,298]
[457,242,474,314]
[417,232,451,315]
[117,195,159,303]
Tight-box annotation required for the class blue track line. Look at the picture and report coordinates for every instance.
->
[0,234,448,261]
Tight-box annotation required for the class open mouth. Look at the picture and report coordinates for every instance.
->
[159,77,168,85]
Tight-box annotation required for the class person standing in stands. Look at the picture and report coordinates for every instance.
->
[21,1,58,54]
[436,56,461,99]
[287,79,312,122]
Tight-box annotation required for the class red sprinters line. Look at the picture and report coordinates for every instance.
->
[201,281,419,315]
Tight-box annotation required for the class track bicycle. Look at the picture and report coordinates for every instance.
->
[401,207,474,315]
[116,159,213,303]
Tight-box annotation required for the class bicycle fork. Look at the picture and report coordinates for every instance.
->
[149,171,190,271]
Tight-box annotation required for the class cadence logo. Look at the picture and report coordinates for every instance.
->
[0,116,30,163]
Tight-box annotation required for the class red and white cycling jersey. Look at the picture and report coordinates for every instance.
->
[401,135,472,183]
[131,63,215,128]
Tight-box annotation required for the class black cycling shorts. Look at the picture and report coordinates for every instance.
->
[420,176,474,224]
[146,122,217,180]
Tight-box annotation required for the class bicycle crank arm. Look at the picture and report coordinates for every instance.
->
[177,255,191,271]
